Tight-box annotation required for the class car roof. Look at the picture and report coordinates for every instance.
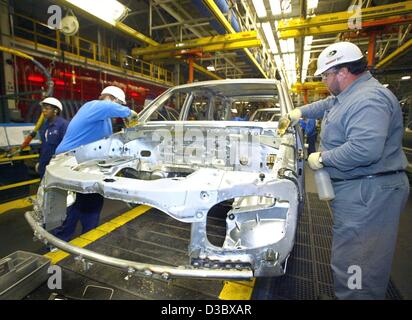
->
[169,79,281,97]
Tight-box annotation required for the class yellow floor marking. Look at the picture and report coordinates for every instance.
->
[219,279,256,300]
[96,222,119,233]
[0,196,35,215]
[40,201,255,299]
[44,205,151,264]
[0,178,40,191]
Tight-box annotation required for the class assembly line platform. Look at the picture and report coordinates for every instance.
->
[21,192,402,300]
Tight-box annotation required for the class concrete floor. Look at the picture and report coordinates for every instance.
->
[0,167,411,299]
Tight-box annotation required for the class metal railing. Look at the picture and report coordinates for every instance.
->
[11,13,174,86]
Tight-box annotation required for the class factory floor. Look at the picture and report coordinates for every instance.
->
[0,165,411,299]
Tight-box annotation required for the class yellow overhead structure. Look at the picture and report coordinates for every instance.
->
[140,40,261,60]
[56,0,222,80]
[291,82,328,93]
[376,38,412,69]
[192,63,222,80]
[202,0,267,78]
[132,31,259,57]
[116,23,159,47]
[278,1,412,39]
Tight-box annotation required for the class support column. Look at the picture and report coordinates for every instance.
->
[303,89,309,105]
[0,2,16,122]
[188,57,194,83]
[367,31,377,68]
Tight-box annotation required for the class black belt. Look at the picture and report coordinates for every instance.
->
[331,170,405,182]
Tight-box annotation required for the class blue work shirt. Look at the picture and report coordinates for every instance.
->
[56,100,131,154]
[299,118,317,137]
[300,71,408,180]
[38,116,68,177]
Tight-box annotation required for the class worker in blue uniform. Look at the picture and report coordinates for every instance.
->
[37,97,68,178]
[287,42,409,299]
[299,118,317,155]
[52,86,139,242]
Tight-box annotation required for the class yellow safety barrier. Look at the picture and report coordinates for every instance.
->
[0,179,40,192]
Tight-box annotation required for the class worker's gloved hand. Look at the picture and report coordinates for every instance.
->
[287,108,302,126]
[126,110,139,127]
[308,152,324,170]
[127,110,138,121]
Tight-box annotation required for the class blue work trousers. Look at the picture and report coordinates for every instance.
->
[330,172,409,299]
[307,134,317,155]
[52,193,104,242]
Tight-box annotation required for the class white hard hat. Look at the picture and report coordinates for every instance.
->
[101,86,126,105]
[40,97,63,111]
[314,42,364,76]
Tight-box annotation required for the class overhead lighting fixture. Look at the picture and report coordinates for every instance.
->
[307,0,319,10]
[269,0,282,15]
[252,0,267,18]
[261,22,278,54]
[304,36,313,51]
[279,39,288,53]
[207,65,216,71]
[287,38,295,53]
[283,0,292,14]
[401,75,411,80]
[274,54,283,68]
[62,0,129,26]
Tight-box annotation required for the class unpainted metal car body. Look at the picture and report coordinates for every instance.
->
[26,79,305,280]
[250,108,281,122]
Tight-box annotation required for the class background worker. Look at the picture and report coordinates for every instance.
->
[52,86,138,242]
[288,42,409,299]
[299,117,317,155]
[37,97,68,178]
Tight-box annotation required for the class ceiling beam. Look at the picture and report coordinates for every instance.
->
[278,1,412,39]
[375,38,412,69]
[132,31,259,56]
[202,0,267,78]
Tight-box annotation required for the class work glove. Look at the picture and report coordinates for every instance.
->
[125,110,139,128]
[287,108,302,126]
[307,152,324,170]
[127,110,138,121]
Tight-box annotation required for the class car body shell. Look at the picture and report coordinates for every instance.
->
[26,79,305,280]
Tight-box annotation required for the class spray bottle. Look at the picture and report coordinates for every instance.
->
[314,168,335,201]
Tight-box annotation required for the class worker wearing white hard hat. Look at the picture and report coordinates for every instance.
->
[285,41,409,299]
[100,85,127,105]
[37,97,68,177]
[51,85,138,242]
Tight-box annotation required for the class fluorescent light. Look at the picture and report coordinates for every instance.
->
[261,22,278,54]
[269,0,282,15]
[304,36,313,50]
[252,0,267,18]
[302,68,308,82]
[63,0,128,25]
[303,51,311,69]
[279,39,288,53]
[207,65,215,71]
[289,53,296,69]
[283,0,292,14]
[274,54,283,68]
[401,75,411,80]
[287,38,295,53]
[307,0,319,10]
